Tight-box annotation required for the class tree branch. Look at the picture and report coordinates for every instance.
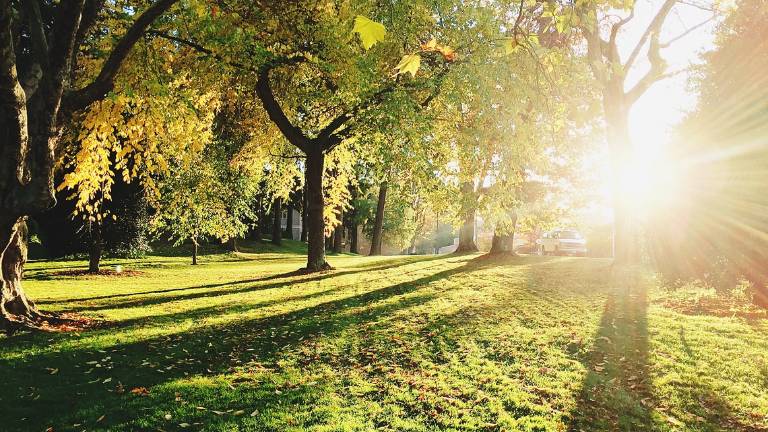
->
[624,0,677,71]
[626,34,668,104]
[660,16,714,48]
[146,30,258,73]
[62,0,180,114]
[255,63,310,153]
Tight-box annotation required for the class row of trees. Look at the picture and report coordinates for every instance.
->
[0,0,717,332]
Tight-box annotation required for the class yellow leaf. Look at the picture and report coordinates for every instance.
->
[394,54,421,77]
[352,15,386,50]
[437,45,456,61]
[421,38,437,51]
[504,38,519,55]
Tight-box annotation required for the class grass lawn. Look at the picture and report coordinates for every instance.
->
[2,241,767,431]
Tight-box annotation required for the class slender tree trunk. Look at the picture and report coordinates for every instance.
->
[350,223,359,254]
[434,212,440,254]
[332,207,343,253]
[489,213,518,255]
[228,237,239,252]
[305,149,330,271]
[271,197,282,246]
[369,182,387,256]
[88,222,103,273]
[191,238,199,265]
[284,201,294,239]
[300,183,308,242]
[455,182,478,253]
[348,187,359,254]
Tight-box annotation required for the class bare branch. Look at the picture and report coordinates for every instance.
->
[624,0,677,71]
[660,16,715,48]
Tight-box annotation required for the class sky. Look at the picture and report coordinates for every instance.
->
[621,0,718,156]
[579,0,719,225]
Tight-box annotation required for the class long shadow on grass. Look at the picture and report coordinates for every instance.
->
[568,267,654,431]
[37,255,445,310]
[0,256,481,431]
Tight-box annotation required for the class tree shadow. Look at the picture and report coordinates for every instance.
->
[35,255,447,309]
[0,257,482,431]
[568,267,654,431]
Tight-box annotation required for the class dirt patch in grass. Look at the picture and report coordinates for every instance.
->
[50,269,144,278]
[658,297,768,319]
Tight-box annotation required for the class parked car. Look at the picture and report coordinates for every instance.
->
[536,229,587,256]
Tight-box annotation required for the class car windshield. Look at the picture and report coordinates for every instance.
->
[557,230,581,239]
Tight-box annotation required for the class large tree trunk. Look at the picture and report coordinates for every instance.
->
[305,149,331,271]
[88,222,103,273]
[0,219,52,333]
[332,207,343,254]
[489,213,518,255]
[0,0,178,332]
[605,93,640,263]
[369,182,387,256]
[271,197,282,246]
[455,182,478,253]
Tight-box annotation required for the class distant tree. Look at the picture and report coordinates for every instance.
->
[652,0,768,300]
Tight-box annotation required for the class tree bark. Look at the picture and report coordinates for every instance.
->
[369,182,387,256]
[332,207,343,254]
[88,222,103,273]
[300,183,308,242]
[0,219,51,333]
[284,201,294,239]
[227,237,239,252]
[191,237,198,265]
[489,213,518,255]
[271,197,282,246]
[305,148,331,271]
[348,187,359,254]
[350,224,359,254]
[455,182,478,253]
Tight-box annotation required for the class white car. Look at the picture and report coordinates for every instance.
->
[536,229,587,256]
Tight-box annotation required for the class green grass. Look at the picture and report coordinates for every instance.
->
[2,242,767,431]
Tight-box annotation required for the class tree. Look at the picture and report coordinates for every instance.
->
[651,0,768,298]
[155,1,482,271]
[575,0,716,262]
[150,147,256,265]
[0,0,180,331]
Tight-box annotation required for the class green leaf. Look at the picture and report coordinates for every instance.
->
[352,15,386,50]
[394,54,421,77]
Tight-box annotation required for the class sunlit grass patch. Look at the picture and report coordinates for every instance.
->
[2,248,767,431]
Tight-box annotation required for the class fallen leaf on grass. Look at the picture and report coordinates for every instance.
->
[130,387,150,396]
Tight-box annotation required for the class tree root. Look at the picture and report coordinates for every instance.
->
[1,308,94,336]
